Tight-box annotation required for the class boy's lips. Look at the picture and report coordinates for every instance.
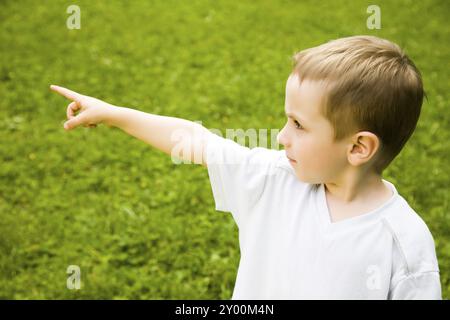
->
[287,155,297,163]
[284,150,297,163]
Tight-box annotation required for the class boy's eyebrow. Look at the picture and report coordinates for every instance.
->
[285,111,308,124]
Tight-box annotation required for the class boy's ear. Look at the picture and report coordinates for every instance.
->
[347,131,380,167]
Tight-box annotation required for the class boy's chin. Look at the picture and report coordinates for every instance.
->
[294,171,323,185]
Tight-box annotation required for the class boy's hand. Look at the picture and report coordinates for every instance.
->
[50,85,114,131]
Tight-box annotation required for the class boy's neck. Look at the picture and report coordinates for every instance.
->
[324,171,393,222]
[323,172,393,223]
[324,170,389,203]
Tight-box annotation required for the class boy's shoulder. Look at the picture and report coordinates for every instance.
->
[381,194,439,275]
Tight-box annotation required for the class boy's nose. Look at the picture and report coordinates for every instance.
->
[277,126,290,148]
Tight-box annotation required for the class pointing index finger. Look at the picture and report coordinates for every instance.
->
[50,85,83,102]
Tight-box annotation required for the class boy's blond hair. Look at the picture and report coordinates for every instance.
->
[291,35,424,174]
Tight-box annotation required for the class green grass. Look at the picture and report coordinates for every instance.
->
[0,0,448,299]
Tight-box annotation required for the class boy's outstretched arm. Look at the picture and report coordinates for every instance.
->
[50,85,212,167]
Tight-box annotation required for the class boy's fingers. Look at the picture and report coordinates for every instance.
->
[50,85,83,102]
[66,101,80,119]
[64,114,85,131]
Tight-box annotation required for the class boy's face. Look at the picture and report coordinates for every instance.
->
[278,74,349,184]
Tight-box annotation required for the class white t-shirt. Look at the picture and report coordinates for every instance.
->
[206,133,442,300]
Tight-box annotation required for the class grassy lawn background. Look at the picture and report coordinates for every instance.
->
[0,0,448,299]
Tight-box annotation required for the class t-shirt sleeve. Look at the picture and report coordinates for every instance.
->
[205,133,283,227]
[388,272,442,300]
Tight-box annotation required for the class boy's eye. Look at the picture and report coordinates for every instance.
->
[293,119,303,130]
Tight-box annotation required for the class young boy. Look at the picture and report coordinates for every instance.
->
[50,35,441,300]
